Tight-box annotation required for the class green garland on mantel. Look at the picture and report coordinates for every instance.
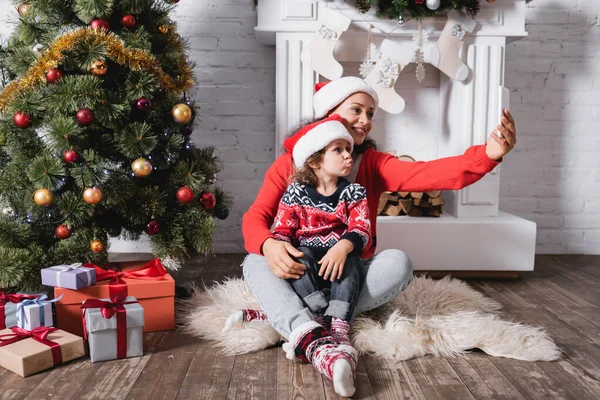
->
[354,0,481,21]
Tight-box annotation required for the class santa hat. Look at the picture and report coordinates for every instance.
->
[313,77,379,119]
[284,114,353,169]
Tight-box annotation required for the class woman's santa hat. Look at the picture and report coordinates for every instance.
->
[313,76,379,119]
[284,114,353,169]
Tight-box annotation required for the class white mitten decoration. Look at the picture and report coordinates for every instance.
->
[364,39,413,114]
[301,7,352,80]
[427,10,477,81]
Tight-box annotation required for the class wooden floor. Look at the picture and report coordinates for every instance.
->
[2,254,600,400]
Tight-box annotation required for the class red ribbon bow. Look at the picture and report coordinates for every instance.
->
[81,298,138,360]
[0,292,41,330]
[83,259,167,302]
[0,326,63,366]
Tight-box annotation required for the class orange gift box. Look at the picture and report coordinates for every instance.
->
[54,260,174,337]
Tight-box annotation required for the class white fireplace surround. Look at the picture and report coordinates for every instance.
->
[254,0,536,272]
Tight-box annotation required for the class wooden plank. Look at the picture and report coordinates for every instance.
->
[18,356,103,400]
[351,357,376,399]
[400,356,477,400]
[176,341,235,400]
[446,352,526,399]
[0,363,65,400]
[79,332,165,400]
[361,355,427,399]
[124,330,200,400]
[276,350,327,400]
[225,347,278,399]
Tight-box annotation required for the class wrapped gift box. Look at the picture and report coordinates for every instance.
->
[16,296,55,330]
[1,293,44,330]
[0,327,85,377]
[55,260,174,336]
[83,296,144,363]
[41,263,96,290]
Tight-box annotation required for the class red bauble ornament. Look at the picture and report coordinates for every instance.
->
[199,191,216,210]
[121,14,136,28]
[46,68,63,83]
[55,224,71,239]
[63,148,79,163]
[76,108,94,125]
[182,126,193,136]
[414,0,425,3]
[13,111,32,128]
[136,97,151,111]
[145,219,160,235]
[177,186,194,204]
[90,19,110,31]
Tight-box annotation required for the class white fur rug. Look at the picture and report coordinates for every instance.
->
[178,276,561,362]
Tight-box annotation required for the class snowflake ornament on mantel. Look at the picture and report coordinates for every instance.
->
[359,27,379,79]
[412,21,430,83]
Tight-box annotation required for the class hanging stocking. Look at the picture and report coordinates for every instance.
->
[364,39,413,114]
[427,10,477,82]
[301,7,352,80]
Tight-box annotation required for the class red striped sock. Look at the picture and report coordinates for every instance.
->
[242,309,268,322]
[330,317,351,346]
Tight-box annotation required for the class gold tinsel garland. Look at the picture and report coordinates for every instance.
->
[0,27,194,112]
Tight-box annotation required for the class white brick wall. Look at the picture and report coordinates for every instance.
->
[503,0,600,254]
[1,1,598,254]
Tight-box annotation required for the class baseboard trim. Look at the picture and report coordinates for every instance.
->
[415,270,519,280]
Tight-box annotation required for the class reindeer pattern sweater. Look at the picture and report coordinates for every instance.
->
[273,178,371,255]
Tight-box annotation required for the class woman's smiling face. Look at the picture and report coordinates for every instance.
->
[327,92,375,146]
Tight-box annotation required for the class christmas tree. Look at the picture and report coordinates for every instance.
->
[0,0,230,290]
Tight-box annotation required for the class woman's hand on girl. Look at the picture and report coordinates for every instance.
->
[486,109,517,161]
[262,238,306,279]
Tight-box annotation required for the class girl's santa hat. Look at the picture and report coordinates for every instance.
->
[284,114,353,168]
[313,77,379,119]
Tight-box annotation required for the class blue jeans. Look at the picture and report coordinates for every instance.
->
[289,246,361,323]
[243,249,413,339]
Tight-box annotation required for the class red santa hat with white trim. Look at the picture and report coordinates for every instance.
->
[284,114,353,169]
[313,76,379,119]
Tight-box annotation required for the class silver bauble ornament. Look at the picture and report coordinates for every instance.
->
[426,0,441,10]
[2,206,15,218]
[32,43,44,54]
[397,15,405,26]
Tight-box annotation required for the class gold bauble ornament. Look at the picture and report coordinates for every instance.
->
[83,187,103,204]
[131,157,153,177]
[17,2,32,17]
[33,188,54,207]
[171,104,192,124]
[90,60,108,76]
[90,239,104,253]
[158,25,169,34]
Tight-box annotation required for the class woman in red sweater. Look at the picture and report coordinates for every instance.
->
[241,77,516,348]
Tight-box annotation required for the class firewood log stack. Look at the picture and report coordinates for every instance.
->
[377,154,445,217]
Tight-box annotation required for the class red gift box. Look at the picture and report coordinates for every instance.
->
[54,259,174,337]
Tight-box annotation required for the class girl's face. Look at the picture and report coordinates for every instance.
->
[313,139,353,178]
[328,92,375,147]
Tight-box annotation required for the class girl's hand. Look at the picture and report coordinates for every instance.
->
[262,238,306,279]
[486,109,517,161]
[318,240,353,281]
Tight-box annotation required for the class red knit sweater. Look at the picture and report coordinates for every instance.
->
[242,145,500,259]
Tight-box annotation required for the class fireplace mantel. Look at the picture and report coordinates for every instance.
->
[254,0,536,272]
